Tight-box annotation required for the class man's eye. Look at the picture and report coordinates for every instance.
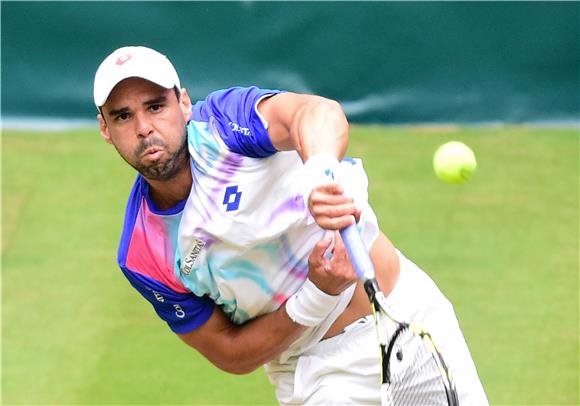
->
[150,104,163,112]
[117,113,130,121]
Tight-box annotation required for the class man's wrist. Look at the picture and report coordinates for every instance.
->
[285,278,341,327]
[301,154,340,207]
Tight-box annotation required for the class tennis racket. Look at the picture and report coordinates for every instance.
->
[340,224,460,406]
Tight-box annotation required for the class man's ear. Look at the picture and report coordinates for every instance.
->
[97,113,113,144]
[179,88,192,122]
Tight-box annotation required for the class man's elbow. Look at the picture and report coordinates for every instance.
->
[311,97,347,122]
[214,358,262,375]
[176,330,264,375]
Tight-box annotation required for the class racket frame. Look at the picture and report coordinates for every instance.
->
[341,224,460,406]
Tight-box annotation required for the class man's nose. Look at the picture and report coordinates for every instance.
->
[135,113,154,138]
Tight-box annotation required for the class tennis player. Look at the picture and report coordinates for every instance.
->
[94,46,488,405]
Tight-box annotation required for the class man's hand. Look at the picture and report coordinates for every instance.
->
[308,183,361,230]
[307,231,358,295]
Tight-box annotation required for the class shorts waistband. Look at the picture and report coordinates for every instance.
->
[305,315,374,356]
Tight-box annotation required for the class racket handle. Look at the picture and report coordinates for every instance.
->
[340,224,376,281]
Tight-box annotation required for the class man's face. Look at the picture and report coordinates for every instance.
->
[98,77,192,181]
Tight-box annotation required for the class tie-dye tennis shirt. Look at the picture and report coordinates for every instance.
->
[117,86,378,335]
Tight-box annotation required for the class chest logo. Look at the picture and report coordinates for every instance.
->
[223,185,242,212]
[181,237,206,276]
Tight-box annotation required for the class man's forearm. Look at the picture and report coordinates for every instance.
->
[178,303,305,374]
[176,238,353,374]
[220,304,306,374]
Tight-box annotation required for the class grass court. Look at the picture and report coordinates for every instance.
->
[2,125,578,404]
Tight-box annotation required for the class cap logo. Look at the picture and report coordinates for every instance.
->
[116,54,132,65]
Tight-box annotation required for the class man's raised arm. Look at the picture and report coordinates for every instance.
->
[258,92,349,161]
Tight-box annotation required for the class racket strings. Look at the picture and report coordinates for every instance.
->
[384,328,455,406]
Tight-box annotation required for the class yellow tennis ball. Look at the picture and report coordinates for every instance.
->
[433,141,477,184]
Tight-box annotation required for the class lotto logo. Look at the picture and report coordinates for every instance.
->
[223,185,242,212]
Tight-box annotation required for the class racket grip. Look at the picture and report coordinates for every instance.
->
[340,224,376,281]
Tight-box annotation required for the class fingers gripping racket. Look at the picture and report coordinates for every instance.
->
[340,225,460,406]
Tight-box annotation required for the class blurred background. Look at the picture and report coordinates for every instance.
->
[2,1,578,125]
[2,2,579,405]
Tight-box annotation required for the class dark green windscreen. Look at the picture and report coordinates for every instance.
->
[2,2,578,123]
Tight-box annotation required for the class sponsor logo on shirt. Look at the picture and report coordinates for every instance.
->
[228,121,250,136]
[223,185,242,212]
[153,291,165,302]
[181,237,206,276]
[173,304,185,318]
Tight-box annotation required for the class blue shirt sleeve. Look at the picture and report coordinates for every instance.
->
[190,86,284,158]
[120,267,215,334]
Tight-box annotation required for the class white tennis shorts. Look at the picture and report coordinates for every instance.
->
[268,250,489,405]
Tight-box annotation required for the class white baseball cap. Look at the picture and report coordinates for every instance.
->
[93,46,181,107]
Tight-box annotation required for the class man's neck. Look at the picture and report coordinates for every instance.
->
[146,166,192,211]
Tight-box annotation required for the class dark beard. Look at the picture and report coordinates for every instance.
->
[128,134,188,181]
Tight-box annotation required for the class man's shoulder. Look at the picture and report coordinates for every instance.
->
[191,86,283,117]
[189,87,283,158]
[116,175,145,261]
[121,176,146,220]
